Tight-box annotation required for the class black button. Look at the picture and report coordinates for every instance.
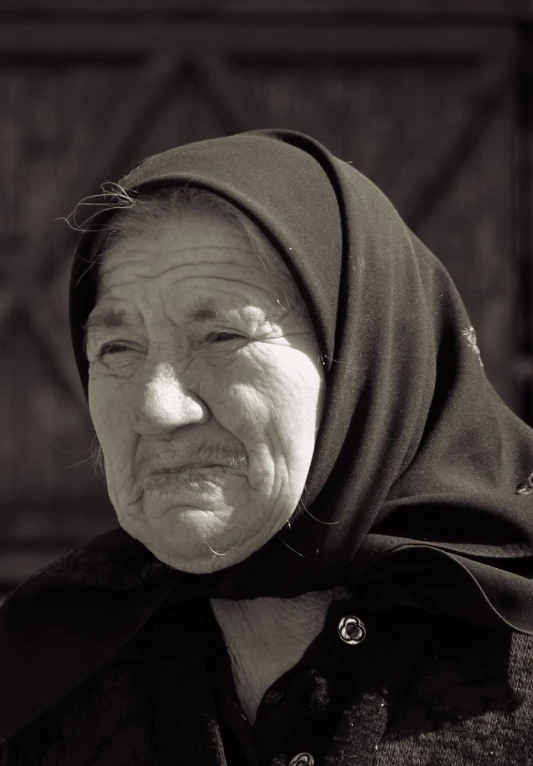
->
[263,685,285,707]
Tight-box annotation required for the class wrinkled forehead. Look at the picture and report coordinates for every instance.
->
[83,202,306,342]
[95,209,262,287]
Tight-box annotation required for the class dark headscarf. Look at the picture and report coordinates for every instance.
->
[2,129,533,741]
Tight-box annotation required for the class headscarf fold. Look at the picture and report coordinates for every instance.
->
[2,128,533,741]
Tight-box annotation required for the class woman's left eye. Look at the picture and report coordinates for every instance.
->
[210,332,243,343]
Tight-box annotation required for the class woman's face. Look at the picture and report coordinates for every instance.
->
[86,211,325,573]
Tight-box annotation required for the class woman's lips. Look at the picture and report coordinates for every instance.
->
[143,464,245,484]
[151,464,239,475]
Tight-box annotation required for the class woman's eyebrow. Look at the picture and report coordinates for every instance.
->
[84,300,245,345]
[185,301,219,323]
[84,308,130,339]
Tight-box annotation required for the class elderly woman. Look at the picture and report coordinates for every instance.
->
[1,129,533,765]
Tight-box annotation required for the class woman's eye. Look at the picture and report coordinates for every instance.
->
[100,342,130,356]
[210,332,243,343]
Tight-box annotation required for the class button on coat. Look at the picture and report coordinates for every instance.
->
[338,615,366,645]
[263,686,285,707]
[288,753,315,766]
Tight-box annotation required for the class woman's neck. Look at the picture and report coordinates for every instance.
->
[210,587,350,723]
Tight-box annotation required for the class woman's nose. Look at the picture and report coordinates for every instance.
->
[134,362,208,435]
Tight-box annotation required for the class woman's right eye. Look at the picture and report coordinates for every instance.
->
[99,342,130,356]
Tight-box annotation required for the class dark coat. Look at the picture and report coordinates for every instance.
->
[1,597,532,766]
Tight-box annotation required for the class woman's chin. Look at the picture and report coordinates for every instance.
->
[117,509,261,574]
[115,486,291,574]
[139,534,256,574]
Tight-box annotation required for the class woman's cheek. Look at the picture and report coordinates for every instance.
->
[207,379,270,441]
[88,379,109,441]
[206,347,312,438]
[89,377,137,479]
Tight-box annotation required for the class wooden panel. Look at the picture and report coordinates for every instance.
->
[1,0,532,17]
[0,22,515,57]
[137,65,234,157]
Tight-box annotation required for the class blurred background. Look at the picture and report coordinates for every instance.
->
[1,0,532,595]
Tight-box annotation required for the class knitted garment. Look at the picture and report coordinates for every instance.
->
[2,602,532,766]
